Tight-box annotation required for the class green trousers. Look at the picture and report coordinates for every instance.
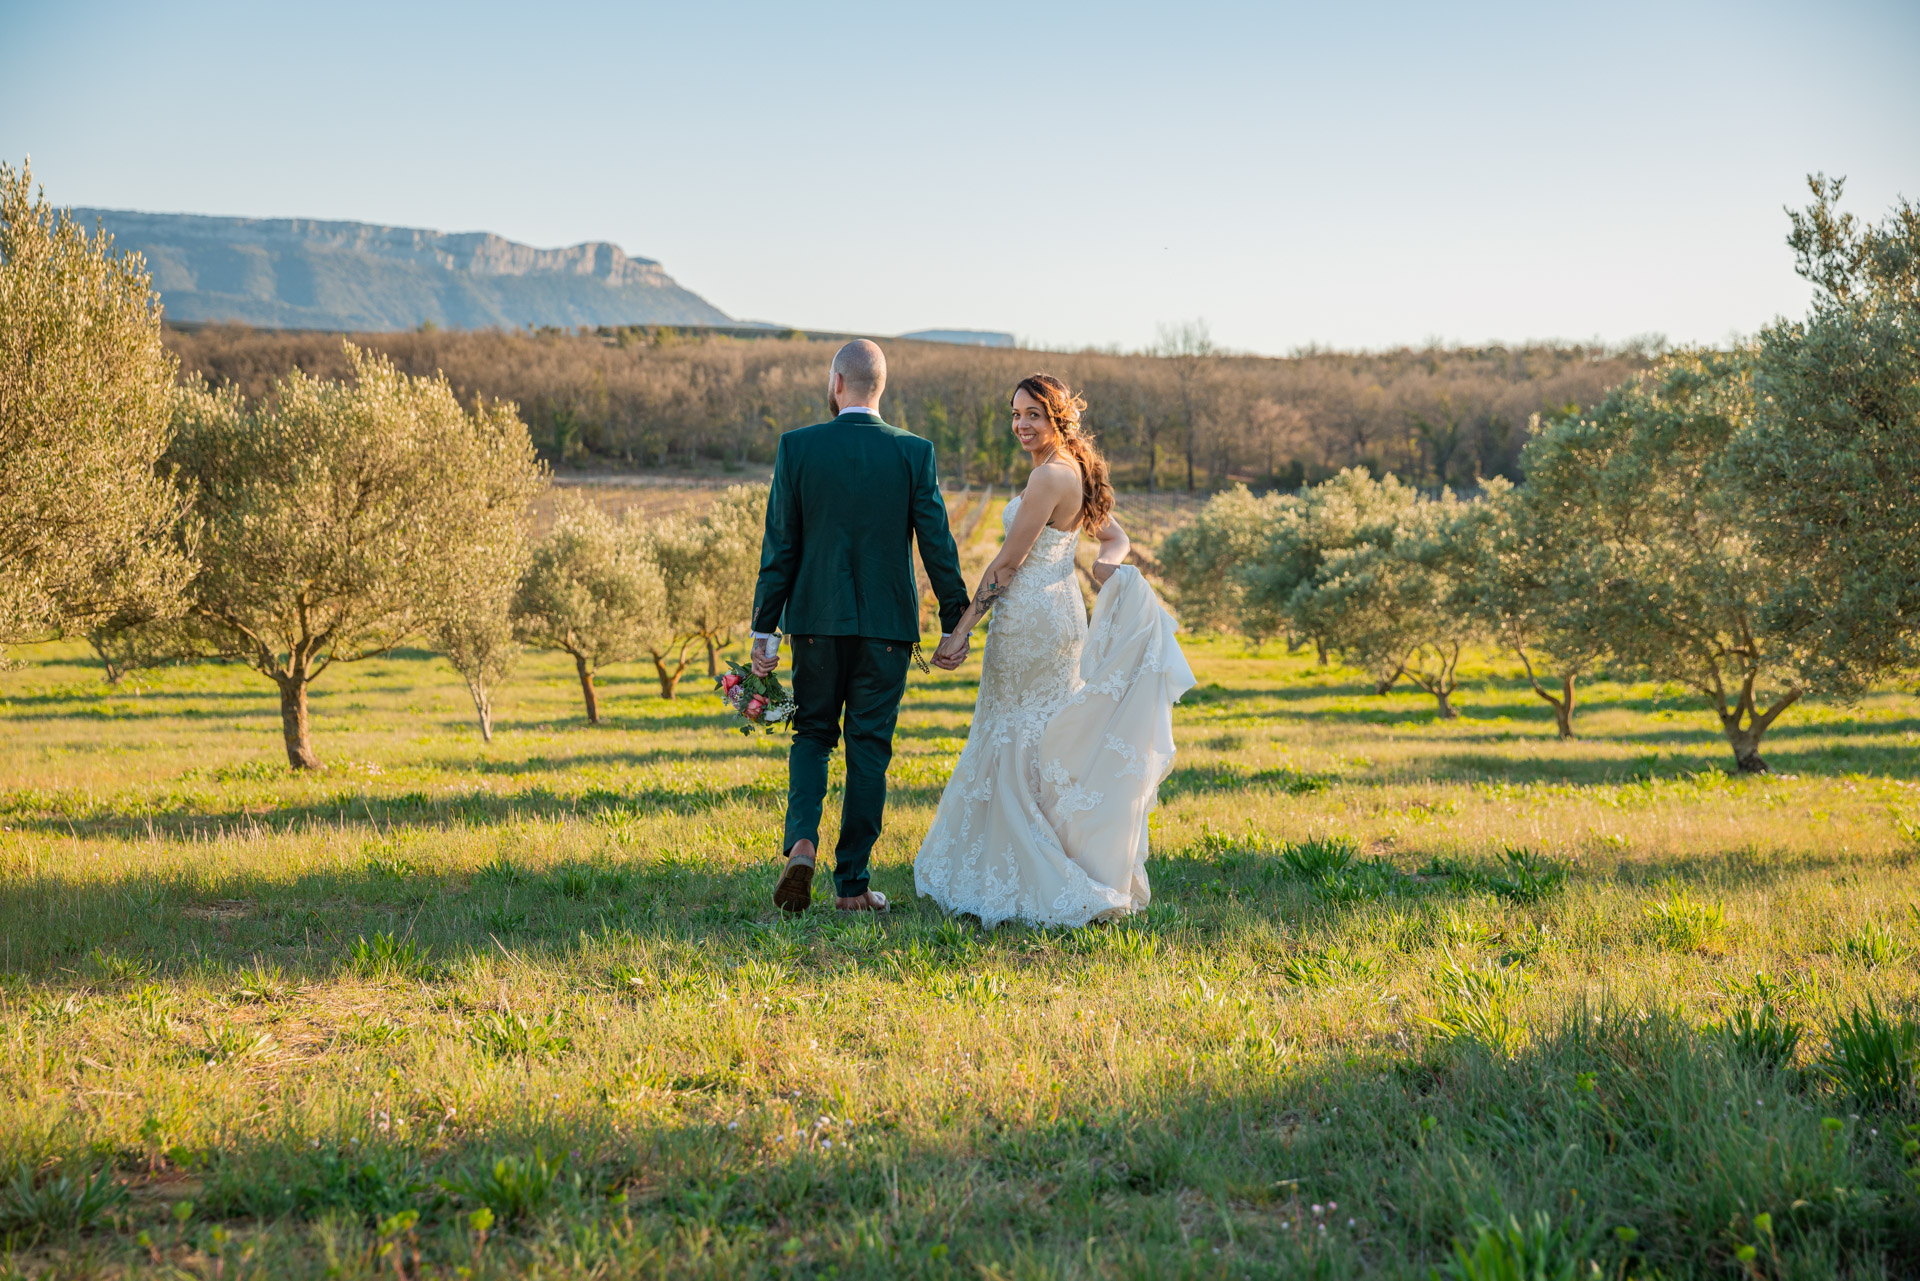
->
[783,634,912,898]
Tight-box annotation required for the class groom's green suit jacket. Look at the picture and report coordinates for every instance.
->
[752,412,971,643]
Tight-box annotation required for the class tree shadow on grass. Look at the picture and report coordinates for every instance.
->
[436,744,783,776]
[4,774,956,842]
[10,981,1915,1277]
[2,818,1860,989]
[1393,732,1920,785]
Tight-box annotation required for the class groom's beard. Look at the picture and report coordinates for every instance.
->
[828,390,840,417]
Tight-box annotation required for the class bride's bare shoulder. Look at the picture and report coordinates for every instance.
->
[1028,458,1080,495]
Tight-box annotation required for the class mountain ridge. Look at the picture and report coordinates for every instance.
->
[75,208,735,331]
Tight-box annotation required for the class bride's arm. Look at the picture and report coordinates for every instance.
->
[1088,516,1130,586]
[940,469,1076,647]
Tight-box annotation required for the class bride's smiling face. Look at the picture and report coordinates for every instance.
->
[1010,389,1058,456]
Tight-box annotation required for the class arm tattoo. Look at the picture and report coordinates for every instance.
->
[972,580,1007,611]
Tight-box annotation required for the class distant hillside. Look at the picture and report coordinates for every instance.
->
[901,328,1015,347]
[74,209,735,331]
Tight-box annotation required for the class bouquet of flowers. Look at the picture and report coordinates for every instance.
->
[715,658,797,735]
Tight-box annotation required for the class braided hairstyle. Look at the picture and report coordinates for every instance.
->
[1012,373,1113,533]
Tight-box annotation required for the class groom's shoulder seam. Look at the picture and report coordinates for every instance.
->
[778,421,836,448]
[882,423,933,450]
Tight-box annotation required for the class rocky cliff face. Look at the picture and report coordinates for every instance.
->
[74,209,734,331]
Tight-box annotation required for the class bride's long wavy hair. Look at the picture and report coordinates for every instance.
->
[1012,374,1113,533]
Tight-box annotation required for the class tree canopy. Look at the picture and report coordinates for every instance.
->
[0,160,190,660]
[166,345,544,766]
[1729,176,1920,693]
[513,493,668,723]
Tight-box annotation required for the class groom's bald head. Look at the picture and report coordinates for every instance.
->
[831,339,887,406]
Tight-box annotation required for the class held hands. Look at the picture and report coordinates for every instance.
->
[932,633,970,670]
[751,634,781,677]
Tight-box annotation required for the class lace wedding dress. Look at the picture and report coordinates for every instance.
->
[913,496,1195,927]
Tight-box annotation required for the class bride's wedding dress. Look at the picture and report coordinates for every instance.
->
[914,495,1195,927]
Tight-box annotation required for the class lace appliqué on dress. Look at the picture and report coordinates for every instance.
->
[913,497,1194,928]
[1103,734,1146,779]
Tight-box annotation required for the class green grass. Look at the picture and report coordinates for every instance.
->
[2,638,1919,1277]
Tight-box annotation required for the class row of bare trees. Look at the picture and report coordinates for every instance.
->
[164,320,1650,493]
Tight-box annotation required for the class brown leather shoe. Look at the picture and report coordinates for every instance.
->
[773,848,815,913]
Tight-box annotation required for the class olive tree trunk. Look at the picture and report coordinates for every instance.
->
[573,652,601,724]
[1712,678,1802,774]
[1405,643,1463,720]
[653,654,682,700]
[1549,677,1576,740]
[467,680,495,743]
[1515,650,1577,739]
[274,674,319,770]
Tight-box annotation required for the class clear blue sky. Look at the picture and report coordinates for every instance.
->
[5,0,1916,353]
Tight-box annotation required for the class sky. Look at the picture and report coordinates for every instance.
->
[4,0,1917,354]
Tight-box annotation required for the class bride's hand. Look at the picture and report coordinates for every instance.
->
[932,633,969,669]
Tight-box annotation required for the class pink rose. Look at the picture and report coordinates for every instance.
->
[720,672,741,692]
[746,696,767,718]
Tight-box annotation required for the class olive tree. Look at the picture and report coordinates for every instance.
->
[433,512,535,743]
[436,605,519,744]
[167,346,543,767]
[1158,484,1287,635]
[513,493,667,722]
[657,483,767,679]
[1728,176,1920,691]
[1453,477,1605,739]
[1290,484,1481,718]
[0,160,190,660]
[1240,468,1423,679]
[1522,351,1821,772]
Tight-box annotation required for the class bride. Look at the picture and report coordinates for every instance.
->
[918,375,1194,927]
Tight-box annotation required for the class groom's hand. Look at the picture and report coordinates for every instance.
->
[932,634,969,670]
[751,633,781,677]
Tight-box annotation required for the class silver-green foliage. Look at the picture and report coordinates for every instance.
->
[1157,484,1289,635]
[1518,352,1816,772]
[1286,473,1481,715]
[163,346,543,767]
[0,160,191,659]
[1731,176,1920,692]
[512,492,668,722]
[1170,470,1484,715]
[1455,479,1601,738]
[1239,468,1411,655]
[644,482,767,696]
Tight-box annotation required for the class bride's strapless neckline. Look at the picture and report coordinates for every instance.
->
[1006,491,1081,536]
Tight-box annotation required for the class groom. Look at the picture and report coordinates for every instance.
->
[751,340,972,913]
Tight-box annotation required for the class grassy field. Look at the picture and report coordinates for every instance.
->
[2,633,1919,1279]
